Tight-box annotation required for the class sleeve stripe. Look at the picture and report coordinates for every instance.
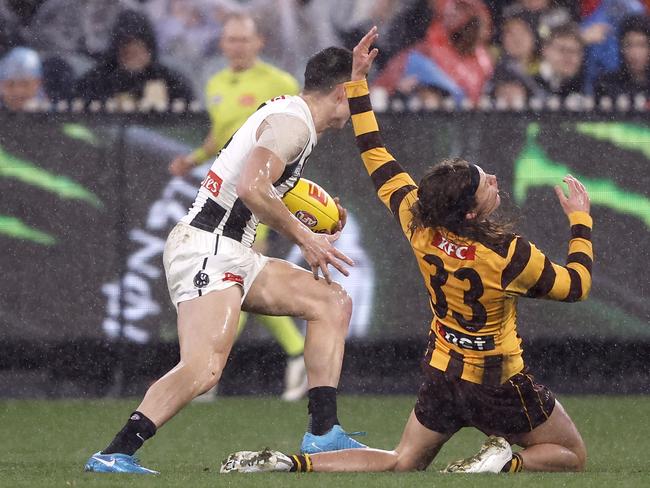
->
[348,94,372,115]
[389,184,417,221]
[525,257,556,298]
[370,160,406,191]
[563,268,583,302]
[501,238,532,289]
[571,224,592,240]
[356,130,384,153]
[567,252,593,274]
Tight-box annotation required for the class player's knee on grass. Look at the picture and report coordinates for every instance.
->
[570,437,587,471]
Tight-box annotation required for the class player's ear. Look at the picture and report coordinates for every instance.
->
[334,84,346,102]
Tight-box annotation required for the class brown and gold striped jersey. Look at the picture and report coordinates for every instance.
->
[344,79,593,385]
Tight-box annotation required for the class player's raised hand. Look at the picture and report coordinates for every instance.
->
[352,26,379,81]
[554,175,590,216]
[334,197,347,232]
[299,231,354,284]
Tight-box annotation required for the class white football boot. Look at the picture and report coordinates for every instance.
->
[442,436,512,473]
[220,449,294,473]
[281,355,309,402]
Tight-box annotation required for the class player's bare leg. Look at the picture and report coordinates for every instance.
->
[244,258,350,389]
[311,410,450,472]
[97,287,241,456]
[136,286,242,426]
[508,400,586,472]
[243,258,363,450]
[221,409,451,473]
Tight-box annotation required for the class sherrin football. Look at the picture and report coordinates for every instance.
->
[282,178,340,234]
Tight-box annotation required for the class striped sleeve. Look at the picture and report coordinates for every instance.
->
[344,79,418,238]
[502,211,593,302]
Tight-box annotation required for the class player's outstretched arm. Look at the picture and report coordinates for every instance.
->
[503,175,593,302]
[237,119,353,283]
[344,27,418,238]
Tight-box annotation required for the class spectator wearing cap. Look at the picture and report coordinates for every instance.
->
[595,14,650,99]
[0,46,46,110]
[534,23,586,98]
[74,9,194,108]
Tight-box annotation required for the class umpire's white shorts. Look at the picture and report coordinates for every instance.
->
[163,223,269,310]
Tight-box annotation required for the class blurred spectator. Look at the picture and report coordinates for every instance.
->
[329,0,401,51]
[499,13,539,76]
[534,23,586,98]
[74,9,194,108]
[489,12,545,100]
[490,65,531,108]
[246,0,338,80]
[374,0,435,71]
[502,0,573,43]
[0,47,46,110]
[579,0,647,93]
[170,12,298,174]
[595,14,650,98]
[375,0,494,105]
[146,0,221,75]
[22,0,141,60]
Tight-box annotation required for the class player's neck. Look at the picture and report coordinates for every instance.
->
[300,93,331,136]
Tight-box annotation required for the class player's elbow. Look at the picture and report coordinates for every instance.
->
[236,180,261,208]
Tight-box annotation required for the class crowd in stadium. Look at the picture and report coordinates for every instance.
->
[0,0,649,111]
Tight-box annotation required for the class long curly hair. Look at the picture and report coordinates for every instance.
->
[409,158,513,247]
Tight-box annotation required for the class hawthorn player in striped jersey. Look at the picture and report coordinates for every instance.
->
[221,27,592,477]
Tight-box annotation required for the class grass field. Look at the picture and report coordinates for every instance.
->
[1,395,649,487]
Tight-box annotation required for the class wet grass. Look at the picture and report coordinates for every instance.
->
[1,395,649,487]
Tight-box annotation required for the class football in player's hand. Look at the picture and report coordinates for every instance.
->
[282,178,340,234]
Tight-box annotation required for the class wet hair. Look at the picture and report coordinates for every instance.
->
[303,47,353,93]
[409,158,512,247]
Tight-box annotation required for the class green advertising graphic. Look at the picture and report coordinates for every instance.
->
[0,144,102,244]
[514,123,650,228]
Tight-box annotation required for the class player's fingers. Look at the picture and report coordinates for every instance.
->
[368,48,379,62]
[311,264,319,280]
[329,256,350,278]
[320,261,332,284]
[359,26,378,49]
[331,247,354,266]
[554,185,568,205]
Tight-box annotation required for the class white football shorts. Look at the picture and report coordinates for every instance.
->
[163,223,269,310]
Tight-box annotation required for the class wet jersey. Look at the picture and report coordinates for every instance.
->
[182,95,317,247]
[345,79,593,385]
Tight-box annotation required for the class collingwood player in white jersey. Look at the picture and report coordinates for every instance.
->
[85,47,368,475]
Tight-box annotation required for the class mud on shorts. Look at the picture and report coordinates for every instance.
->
[413,366,556,437]
[163,223,269,310]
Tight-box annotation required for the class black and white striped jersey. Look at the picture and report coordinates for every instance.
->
[181,95,317,247]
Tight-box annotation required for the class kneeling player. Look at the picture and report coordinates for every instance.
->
[221,27,589,476]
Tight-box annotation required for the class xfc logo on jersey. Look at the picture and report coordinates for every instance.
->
[432,232,476,260]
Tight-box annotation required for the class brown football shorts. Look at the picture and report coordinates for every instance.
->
[413,366,556,437]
